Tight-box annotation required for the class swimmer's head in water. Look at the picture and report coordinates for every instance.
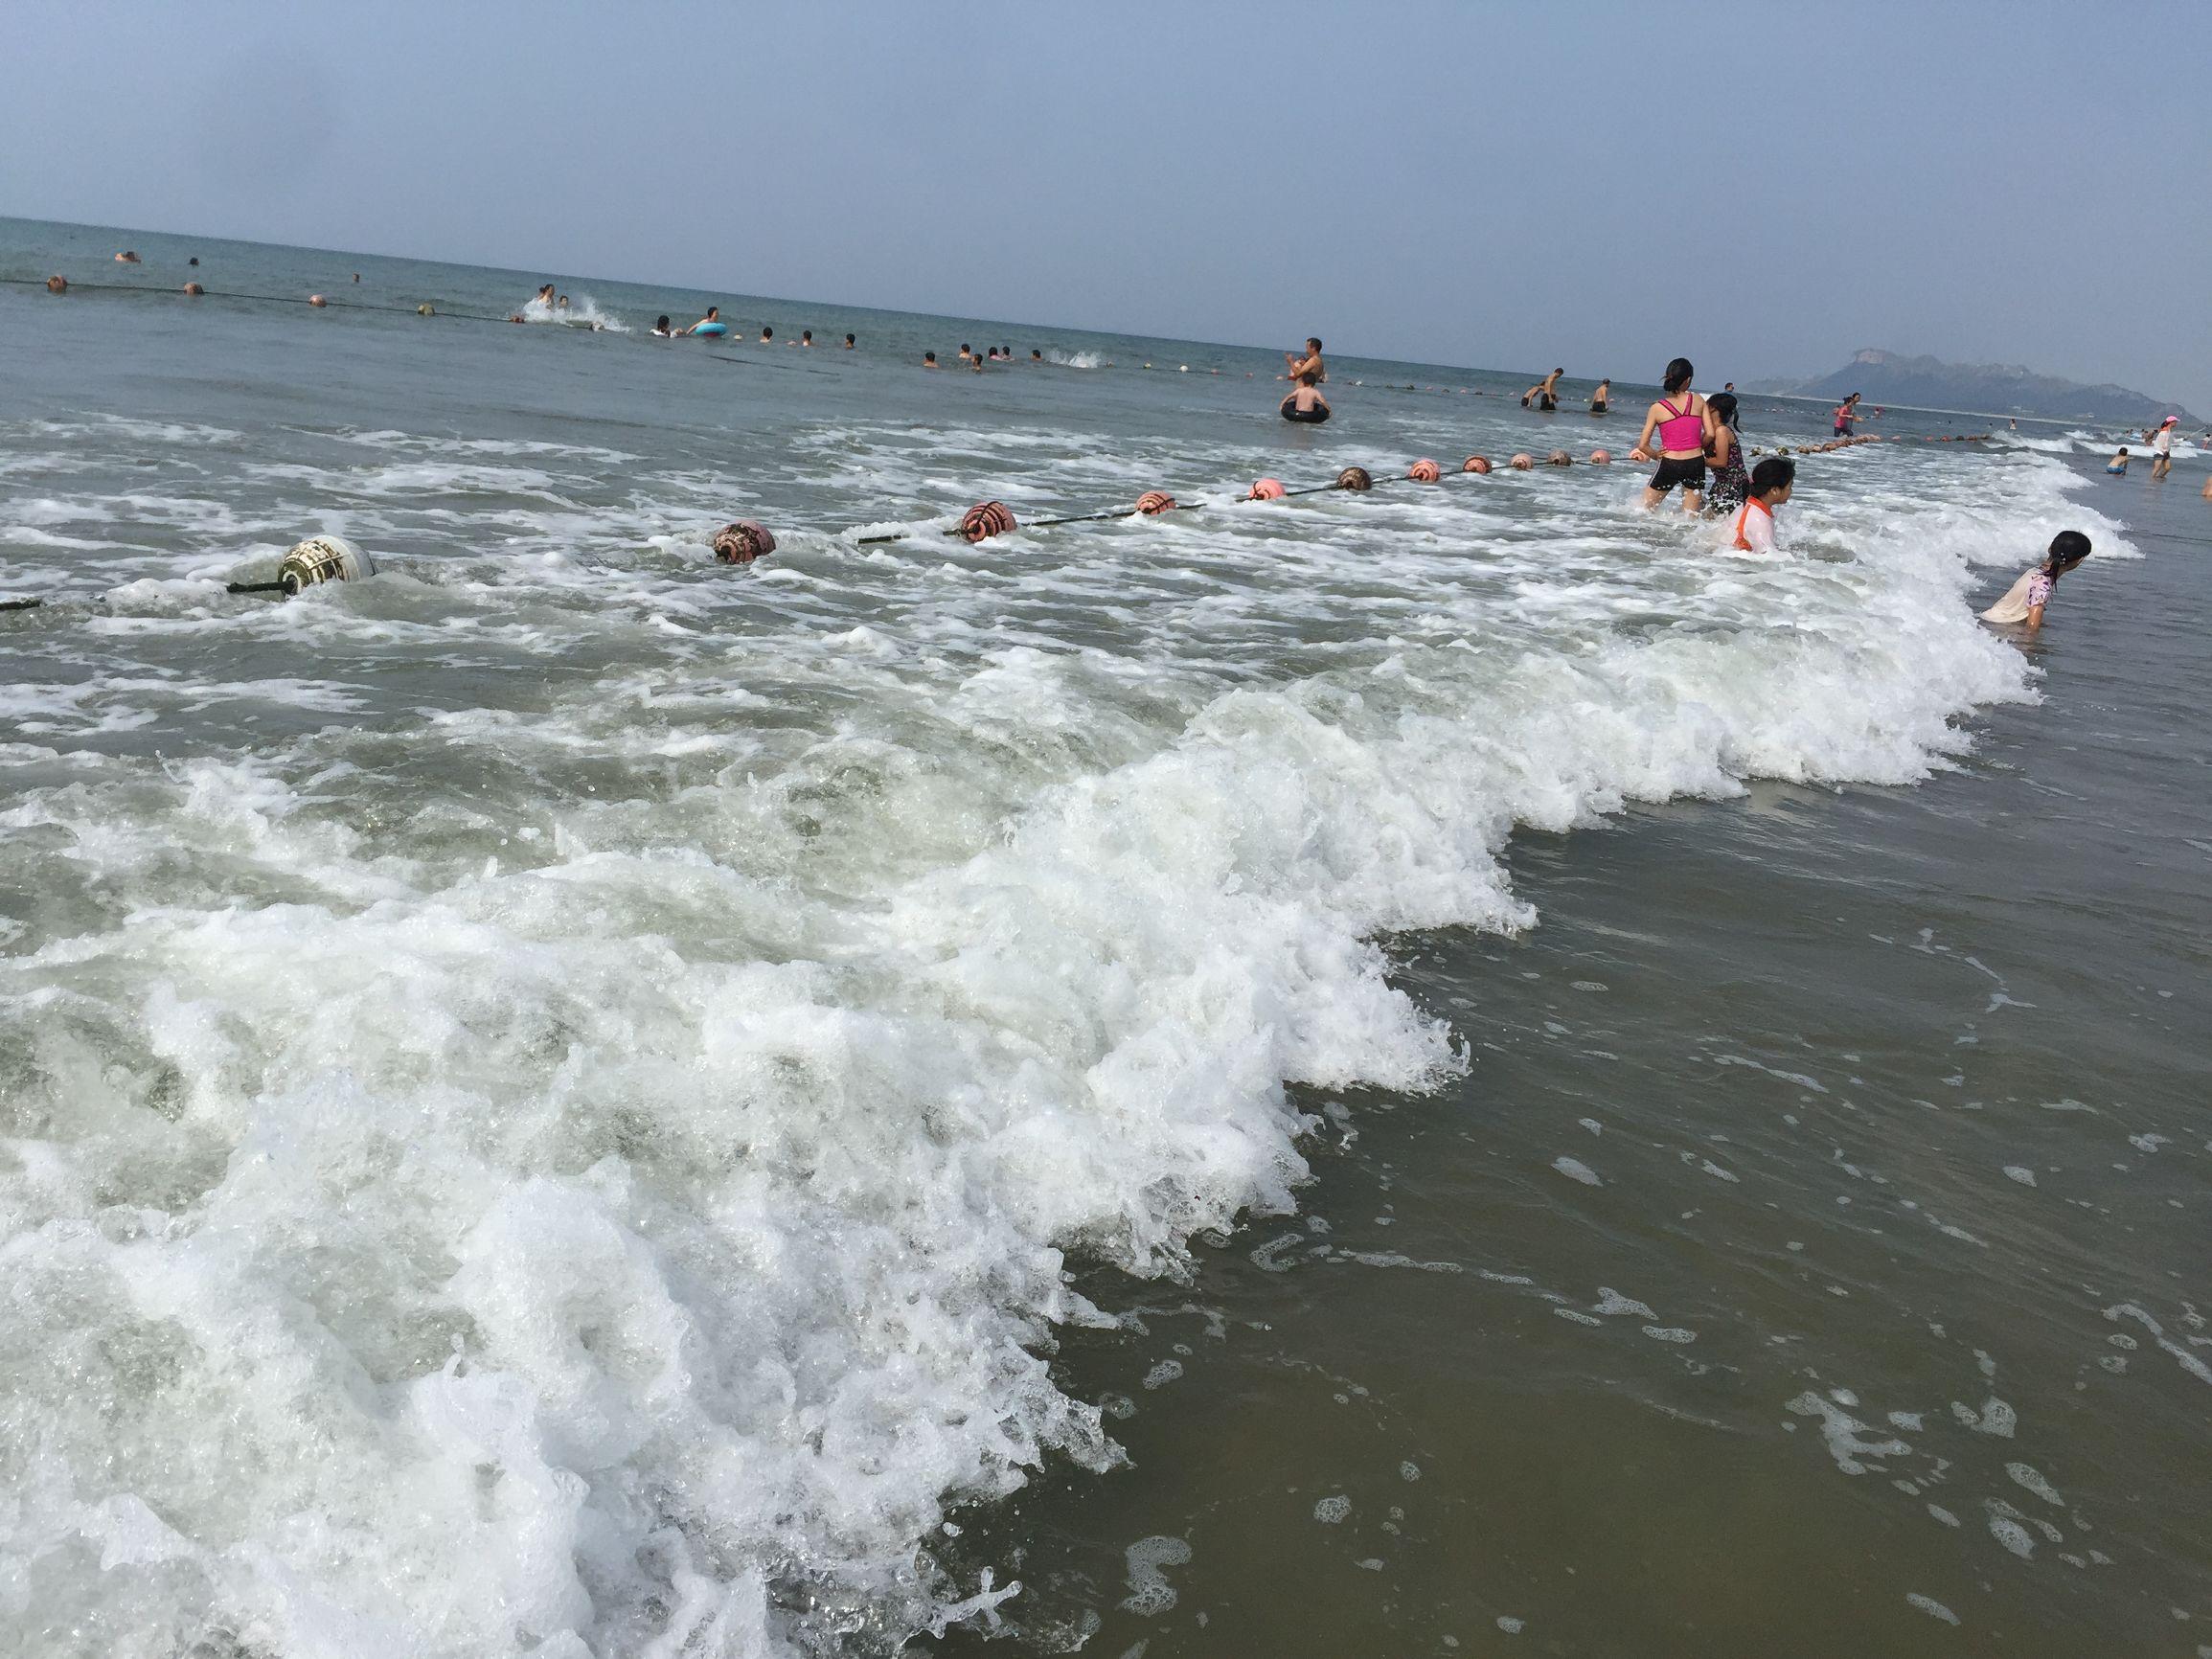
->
[1032,349,1042,360]
[2046,530,2091,572]
[846,333,855,346]
[924,351,937,364]
[802,330,812,343]
[761,328,772,340]
[705,307,719,320]
[1662,357,1694,393]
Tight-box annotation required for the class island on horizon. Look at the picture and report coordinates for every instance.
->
[1747,347,2200,427]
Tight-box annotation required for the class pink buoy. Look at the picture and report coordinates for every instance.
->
[183,282,204,296]
[1547,449,1573,466]
[308,294,329,307]
[1589,449,1612,465]
[1510,452,1535,470]
[1407,459,1441,483]
[712,520,776,563]
[45,275,68,294]
[1463,455,1493,475]
[960,501,1017,542]
[1248,478,1287,501]
[1136,490,1177,515]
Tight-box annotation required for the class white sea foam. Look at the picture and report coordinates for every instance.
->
[0,408,2094,1654]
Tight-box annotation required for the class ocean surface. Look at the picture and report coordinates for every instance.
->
[1,217,2205,1658]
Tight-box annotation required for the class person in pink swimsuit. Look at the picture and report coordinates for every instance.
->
[1630,358,1715,511]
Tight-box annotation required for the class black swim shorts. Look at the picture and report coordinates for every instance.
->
[1648,456,1707,493]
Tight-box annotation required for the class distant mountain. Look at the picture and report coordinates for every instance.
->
[1745,350,2199,427]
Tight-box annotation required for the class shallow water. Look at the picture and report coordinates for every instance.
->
[1,217,2202,1657]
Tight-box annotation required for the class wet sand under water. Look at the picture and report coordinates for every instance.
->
[934,473,2211,1658]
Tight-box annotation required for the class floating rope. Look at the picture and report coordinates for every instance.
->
[3,274,514,322]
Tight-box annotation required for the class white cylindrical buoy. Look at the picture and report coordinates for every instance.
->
[278,535,374,594]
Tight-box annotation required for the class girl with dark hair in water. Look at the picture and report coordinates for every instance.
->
[1703,393,1748,514]
[1630,358,1714,512]
[1981,532,2091,630]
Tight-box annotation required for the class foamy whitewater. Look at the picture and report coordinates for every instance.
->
[0,223,2155,1657]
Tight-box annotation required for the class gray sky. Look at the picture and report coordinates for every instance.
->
[5,0,2205,403]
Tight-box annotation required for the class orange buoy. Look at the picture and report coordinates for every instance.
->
[711,520,776,563]
[1547,449,1573,466]
[1510,453,1535,470]
[1136,490,1177,515]
[1407,459,1441,483]
[1248,478,1287,501]
[1463,455,1493,475]
[960,501,1018,542]
[1589,449,1612,465]
[45,275,67,294]
[1334,467,1373,491]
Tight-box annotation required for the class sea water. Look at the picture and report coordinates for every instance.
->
[1,218,2202,1657]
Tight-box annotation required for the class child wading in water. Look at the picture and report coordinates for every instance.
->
[1726,457,1794,554]
[2106,445,2129,475]
[1981,532,2090,631]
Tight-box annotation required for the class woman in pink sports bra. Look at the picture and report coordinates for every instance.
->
[1630,357,1714,511]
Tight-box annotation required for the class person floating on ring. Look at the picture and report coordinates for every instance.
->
[1281,369,1332,423]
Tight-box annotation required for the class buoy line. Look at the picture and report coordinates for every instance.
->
[852,437,1893,547]
[0,438,1926,614]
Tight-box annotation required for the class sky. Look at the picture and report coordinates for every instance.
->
[4,0,2205,404]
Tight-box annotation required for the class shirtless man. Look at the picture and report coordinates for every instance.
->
[1521,368,1564,410]
[1285,337,1326,383]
